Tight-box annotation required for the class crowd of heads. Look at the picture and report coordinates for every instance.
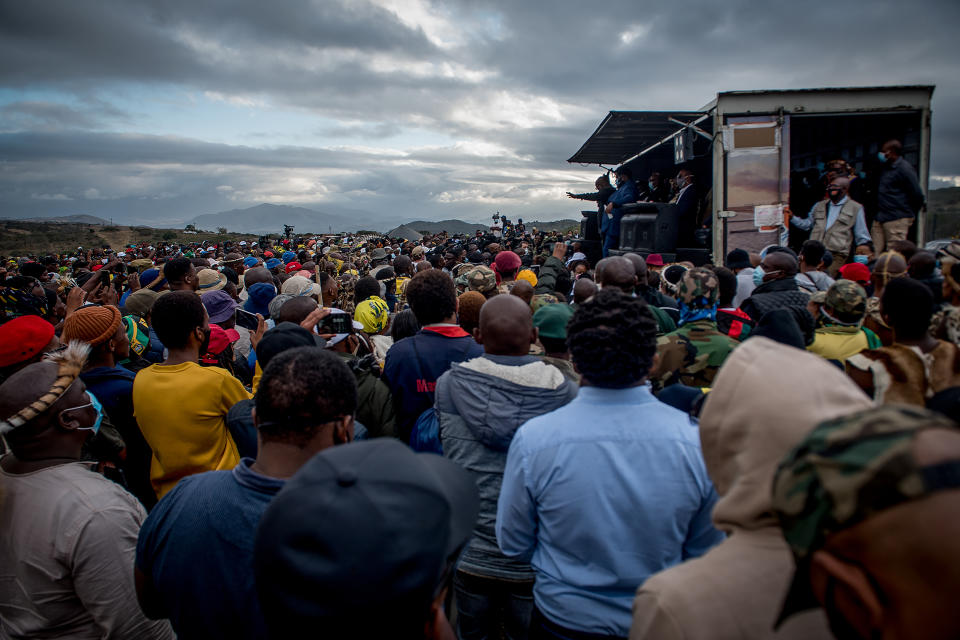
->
[2,211,960,640]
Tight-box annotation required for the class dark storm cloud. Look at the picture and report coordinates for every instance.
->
[0,131,369,168]
[0,0,438,86]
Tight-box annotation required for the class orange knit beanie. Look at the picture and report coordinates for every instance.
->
[62,305,122,347]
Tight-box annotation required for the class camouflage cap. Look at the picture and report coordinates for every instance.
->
[677,267,718,308]
[466,265,497,294]
[452,263,474,278]
[823,279,867,324]
[771,405,960,626]
[530,293,559,314]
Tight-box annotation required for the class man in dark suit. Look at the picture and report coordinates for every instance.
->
[567,175,615,249]
[673,169,700,247]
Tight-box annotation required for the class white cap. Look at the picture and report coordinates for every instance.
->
[240,241,247,246]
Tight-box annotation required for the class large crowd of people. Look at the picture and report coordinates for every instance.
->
[1,166,959,640]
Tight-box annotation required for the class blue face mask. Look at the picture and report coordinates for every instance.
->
[753,266,765,286]
[853,255,869,264]
[877,151,887,163]
[65,391,104,434]
[648,181,655,191]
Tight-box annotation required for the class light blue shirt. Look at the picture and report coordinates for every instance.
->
[791,196,871,247]
[496,385,723,636]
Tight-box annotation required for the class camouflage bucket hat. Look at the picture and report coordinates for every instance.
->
[771,405,960,626]
[808,290,827,305]
[466,265,497,294]
[677,267,718,308]
[824,279,866,324]
[530,293,559,314]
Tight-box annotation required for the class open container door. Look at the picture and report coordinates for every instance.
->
[720,115,790,256]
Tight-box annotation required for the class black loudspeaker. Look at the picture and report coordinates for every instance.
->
[577,240,602,267]
[580,212,600,241]
[618,203,679,253]
[676,248,712,266]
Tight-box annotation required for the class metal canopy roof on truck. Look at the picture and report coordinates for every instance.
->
[567,111,705,165]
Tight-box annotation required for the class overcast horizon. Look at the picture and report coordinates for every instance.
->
[1,0,958,229]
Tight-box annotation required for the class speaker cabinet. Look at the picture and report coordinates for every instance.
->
[580,212,600,241]
[618,203,679,253]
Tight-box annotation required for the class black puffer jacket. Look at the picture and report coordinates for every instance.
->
[740,277,810,323]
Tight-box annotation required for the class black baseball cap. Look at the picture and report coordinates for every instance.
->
[725,248,752,270]
[254,439,480,638]
[255,322,323,369]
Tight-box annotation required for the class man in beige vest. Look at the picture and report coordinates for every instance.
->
[790,177,870,276]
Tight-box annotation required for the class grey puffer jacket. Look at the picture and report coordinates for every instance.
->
[436,354,578,580]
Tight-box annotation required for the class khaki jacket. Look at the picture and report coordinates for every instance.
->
[810,198,860,254]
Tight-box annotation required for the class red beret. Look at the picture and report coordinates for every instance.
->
[0,315,55,368]
[493,250,522,273]
[839,262,871,284]
[285,261,303,274]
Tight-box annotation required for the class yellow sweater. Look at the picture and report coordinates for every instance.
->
[132,362,251,498]
[807,329,869,363]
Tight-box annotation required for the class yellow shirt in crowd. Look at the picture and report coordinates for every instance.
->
[132,361,251,498]
[807,329,869,363]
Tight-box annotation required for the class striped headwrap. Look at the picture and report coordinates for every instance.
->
[0,341,90,435]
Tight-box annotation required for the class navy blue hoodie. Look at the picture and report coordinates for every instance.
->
[381,326,483,443]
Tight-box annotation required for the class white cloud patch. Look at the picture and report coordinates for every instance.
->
[203,91,267,109]
[619,23,651,46]
[448,91,586,131]
[32,193,72,201]
[932,175,960,188]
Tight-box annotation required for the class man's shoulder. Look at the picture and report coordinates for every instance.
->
[143,470,240,528]
[685,323,738,346]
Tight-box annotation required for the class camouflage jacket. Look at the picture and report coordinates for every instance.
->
[652,319,740,389]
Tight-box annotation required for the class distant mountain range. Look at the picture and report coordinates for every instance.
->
[5,203,582,237]
[387,218,579,238]
[3,214,112,225]
[189,204,579,236]
[389,219,489,236]
[188,203,371,234]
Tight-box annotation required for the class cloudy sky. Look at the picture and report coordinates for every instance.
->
[1,0,958,228]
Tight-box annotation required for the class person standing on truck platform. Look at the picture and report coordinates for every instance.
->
[602,167,639,257]
[872,139,925,253]
[567,175,615,251]
[672,170,699,247]
[789,177,870,276]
